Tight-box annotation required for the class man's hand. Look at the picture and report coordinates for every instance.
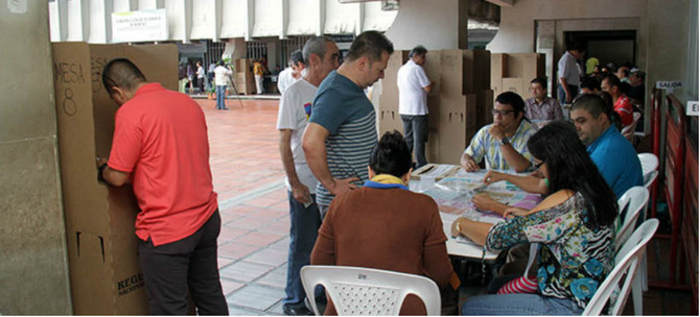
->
[565,92,573,103]
[483,170,507,185]
[460,154,479,172]
[489,124,506,140]
[472,193,501,212]
[96,156,108,169]
[328,177,359,196]
[503,207,530,218]
[291,183,311,205]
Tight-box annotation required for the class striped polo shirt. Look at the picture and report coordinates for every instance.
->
[310,71,377,206]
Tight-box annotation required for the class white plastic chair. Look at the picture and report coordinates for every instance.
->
[582,219,659,316]
[621,112,642,142]
[614,186,649,252]
[300,265,441,316]
[637,153,659,180]
[637,152,659,293]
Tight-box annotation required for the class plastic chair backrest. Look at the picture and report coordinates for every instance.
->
[637,153,659,176]
[615,186,649,252]
[582,219,659,315]
[643,170,659,190]
[300,265,441,316]
[621,112,642,140]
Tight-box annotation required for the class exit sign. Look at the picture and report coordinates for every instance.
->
[687,101,699,116]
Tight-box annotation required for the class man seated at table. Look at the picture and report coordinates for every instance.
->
[311,130,458,315]
[601,74,634,127]
[460,91,537,173]
[479,95,643,203]
[524,77,564,124]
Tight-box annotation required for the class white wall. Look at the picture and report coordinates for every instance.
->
[384,0,467,50]
[487,0,647,53]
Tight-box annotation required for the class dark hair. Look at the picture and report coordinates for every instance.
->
[369,130,412,178]
[102,58,146,95]
[408,45,427,58]
[290,49,304,66]
[530,77,547,89]
[603,74,629,95]
[566,41,585,52]
[580,76,600,91]
[571,93,608,119]
[527,121,618,227]
[597,92,623,130]
[345,30,394,62]
[495,91,526,115]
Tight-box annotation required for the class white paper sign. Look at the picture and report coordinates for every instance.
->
[687,101,699,116]
[656,81,683,90]
[112,9,168,43]
[7,0,27,14]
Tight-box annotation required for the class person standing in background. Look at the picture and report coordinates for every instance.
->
[397,45,433,169]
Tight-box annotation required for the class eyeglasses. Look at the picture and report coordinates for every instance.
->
[492,109,515,116]
[534,161,545,170]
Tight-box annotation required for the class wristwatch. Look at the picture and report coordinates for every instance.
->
[500,136,510,146]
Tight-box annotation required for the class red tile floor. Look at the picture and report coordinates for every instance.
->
[198,97,695,316]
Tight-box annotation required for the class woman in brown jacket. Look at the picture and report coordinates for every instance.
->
[310,131,458,315]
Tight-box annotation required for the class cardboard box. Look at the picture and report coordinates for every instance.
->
[427,94,478,164]
[502,77,531,101]
[377,50,408,135]
[490,53,544,99]
[234,72,255,95]
[52,42,178,315]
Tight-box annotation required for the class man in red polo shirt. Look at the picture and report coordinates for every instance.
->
[98,58,227,315]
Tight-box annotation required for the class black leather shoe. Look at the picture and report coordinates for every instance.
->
[283,304,313,316]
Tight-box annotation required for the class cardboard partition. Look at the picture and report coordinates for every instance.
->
[426,94,477,164]
[377,107,404,136]
[502,77,531,101]
[234,72,255,95]
[491,53,507,95]
[52,42,178,315]
[477,89,495,133]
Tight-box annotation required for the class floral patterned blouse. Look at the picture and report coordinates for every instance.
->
[485,192,615,309]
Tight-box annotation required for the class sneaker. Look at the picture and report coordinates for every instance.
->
[283,304,313,316]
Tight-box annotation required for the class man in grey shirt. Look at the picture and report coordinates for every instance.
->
[557,42,584,104]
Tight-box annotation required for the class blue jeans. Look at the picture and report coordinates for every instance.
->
[461,294,583,315]
[215,85,227,109]
[284,191,322,307]
[401,114,429,168]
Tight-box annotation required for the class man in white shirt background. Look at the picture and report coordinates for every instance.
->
[557,42,584,104]
[213,61,232,110]
[276,36,340,316]
[277,50,306,95]
[397,45,433,168]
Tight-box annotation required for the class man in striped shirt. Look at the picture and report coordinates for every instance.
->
[302,30,394,218]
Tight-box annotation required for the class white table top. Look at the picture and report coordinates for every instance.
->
[410,166,541,261]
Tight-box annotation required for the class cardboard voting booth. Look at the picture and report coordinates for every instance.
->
[52,42,178,314]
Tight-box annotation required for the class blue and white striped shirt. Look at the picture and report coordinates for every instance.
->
[310,71,377,206]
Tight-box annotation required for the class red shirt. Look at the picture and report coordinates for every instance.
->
[108,83,217,246]
[614,95,634,126]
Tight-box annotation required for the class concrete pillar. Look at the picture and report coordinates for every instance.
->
[0,1,71,314]
[384,0,468,50]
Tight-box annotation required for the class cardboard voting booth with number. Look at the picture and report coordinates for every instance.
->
[52,42,178,315]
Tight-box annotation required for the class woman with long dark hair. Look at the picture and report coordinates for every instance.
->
[454,121,618,315]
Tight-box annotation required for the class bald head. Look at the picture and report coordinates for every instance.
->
[102,58,146,95]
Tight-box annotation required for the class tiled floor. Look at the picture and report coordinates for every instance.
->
[198,97,695,316]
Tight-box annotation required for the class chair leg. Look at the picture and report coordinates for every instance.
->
[641,252,649,292]
[633,266,644,315]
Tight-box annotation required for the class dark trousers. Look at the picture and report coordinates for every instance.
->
[557,84,579,105]
[138,210,228,315]
[401,114,429,168]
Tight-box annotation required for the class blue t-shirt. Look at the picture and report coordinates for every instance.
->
[310,71,377,206]
[587,125,643,198]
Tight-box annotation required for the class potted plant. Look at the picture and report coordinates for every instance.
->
[207,86,216,100]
